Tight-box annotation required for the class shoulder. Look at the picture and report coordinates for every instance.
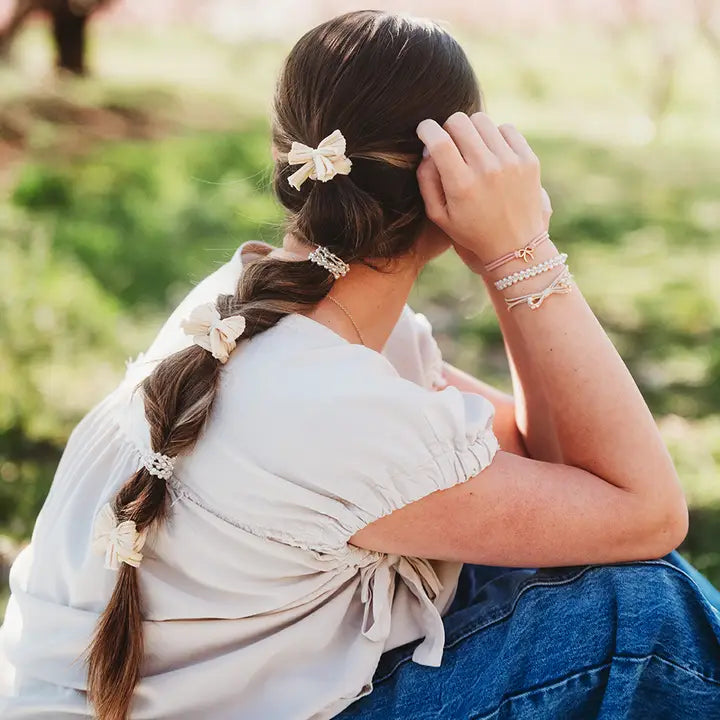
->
[216,320,406,428]
[218,323,495,473]
[382,305,447,390]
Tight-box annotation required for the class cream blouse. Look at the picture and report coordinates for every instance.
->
[0,240,499,719]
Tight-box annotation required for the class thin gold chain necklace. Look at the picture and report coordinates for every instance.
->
[327,295,366,346]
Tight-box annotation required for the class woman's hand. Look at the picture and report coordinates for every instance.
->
[452,186,554,275]
[415,111,548,267]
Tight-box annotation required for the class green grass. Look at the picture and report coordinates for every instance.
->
[1,20,718,598]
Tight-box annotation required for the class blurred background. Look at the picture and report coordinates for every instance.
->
[0,0,718,609]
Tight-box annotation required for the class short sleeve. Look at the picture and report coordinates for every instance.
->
[382,305,448,390]
[255,348,500,555]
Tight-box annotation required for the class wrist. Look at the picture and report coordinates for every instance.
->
[483,239,564,291]
[470,225,550,267]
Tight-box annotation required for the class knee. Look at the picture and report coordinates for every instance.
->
[580,558,706,610]
[544,559,720,661]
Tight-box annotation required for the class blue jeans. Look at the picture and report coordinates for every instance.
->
[334,550,720,719]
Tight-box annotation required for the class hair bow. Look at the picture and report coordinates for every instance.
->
[286,128,352,190]
[92,502,148,571]
[180,302,246,364]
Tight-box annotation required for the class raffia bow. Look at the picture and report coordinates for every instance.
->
[92,502,148,571]
[286,129,353,190]
[180,302,246,364]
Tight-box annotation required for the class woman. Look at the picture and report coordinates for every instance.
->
[1,9,719,720]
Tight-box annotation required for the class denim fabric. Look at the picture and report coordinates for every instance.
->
[334,550,720,719]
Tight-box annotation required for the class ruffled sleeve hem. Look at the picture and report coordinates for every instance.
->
[327,423,500,550]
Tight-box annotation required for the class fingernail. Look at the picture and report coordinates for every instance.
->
[422,145,429,158]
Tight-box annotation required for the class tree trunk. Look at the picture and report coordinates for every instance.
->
[50,2,87,75]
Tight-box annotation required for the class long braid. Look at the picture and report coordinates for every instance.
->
[85,256,332,719]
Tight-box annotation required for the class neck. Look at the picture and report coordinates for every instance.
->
[273,233,422,352]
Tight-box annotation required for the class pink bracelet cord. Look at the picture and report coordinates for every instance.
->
[484,230,550,273]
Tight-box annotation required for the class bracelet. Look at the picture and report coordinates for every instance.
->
[494,253,568,291]
[484,230,550,273]
[504,265,574,311]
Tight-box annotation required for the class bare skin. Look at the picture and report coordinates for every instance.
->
[270,111,688,567]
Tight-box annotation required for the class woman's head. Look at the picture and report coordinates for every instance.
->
[85,11,481,719]
[271,10,482,266]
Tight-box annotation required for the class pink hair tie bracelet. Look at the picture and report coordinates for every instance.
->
[484,230,550,273]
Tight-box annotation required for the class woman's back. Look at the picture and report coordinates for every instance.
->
[0,241,499,719]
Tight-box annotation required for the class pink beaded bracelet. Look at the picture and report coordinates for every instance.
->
[484,230,550,273]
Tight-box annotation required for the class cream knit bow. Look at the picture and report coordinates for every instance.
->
[92,503,148,571]
[181,302,247,364]
[286,129,352,190]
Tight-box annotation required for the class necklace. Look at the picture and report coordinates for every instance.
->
[327,295,366,346]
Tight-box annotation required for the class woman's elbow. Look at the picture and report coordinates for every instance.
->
[645,483,689,558]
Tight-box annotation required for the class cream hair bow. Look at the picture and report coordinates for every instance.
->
[286,129,353,190]
[180,302,246,364]
[92,503,148,571]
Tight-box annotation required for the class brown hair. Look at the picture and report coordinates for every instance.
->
[85,10,482,719]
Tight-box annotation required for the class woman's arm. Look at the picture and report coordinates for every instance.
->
[487,290,564,463]
[437,193,563,462]
[418,111,684,502]
[348,112,688,566]
[441,196,564,463]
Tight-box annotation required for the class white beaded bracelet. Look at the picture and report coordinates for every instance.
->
[494,253,568,291]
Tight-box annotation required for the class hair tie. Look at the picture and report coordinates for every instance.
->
[142,451,175,480]
[92,503,148,571]
[286,129,352,191]
[308,245,350,279]
[180,301,246,364]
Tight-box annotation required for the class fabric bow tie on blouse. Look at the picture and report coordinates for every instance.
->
[92,503,148,571]
[181,301,247,364]
[359,553,446,666]
[286,129,353,191]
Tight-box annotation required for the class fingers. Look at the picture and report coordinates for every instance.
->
[497,122,538,164]
[416,119,473,197]
[416,111,546,259]
[469,112,517,162]
[416,154,448,225]
[442,111,494,169]
[416,112,541,217]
